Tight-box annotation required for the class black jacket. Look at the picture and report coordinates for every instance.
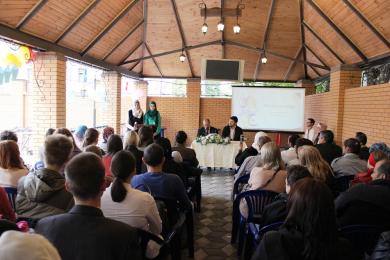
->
[35,205,142,260]
[315,142,342,165]
[335,179,390,228]
[360,146,370,161]
[235,146,258,167]
[371,231,390,260]
[172,144,199,168]
[128,109,144,127]
[197,126,218,137]
[251,226,356,260]
[222,125,243,141]
[260,193,288,227]
[125,145,144,174]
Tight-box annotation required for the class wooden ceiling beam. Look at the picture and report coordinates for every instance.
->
[303,21,345,64]
[342,0,390,49]
[16,0,49,29]
[299,0,308,79]
[170,0,194,77]
[307,0,367,62]
[0,24,139,78]
[144,43,163,77]
[55,0,101,44]
[103,19,144,61]
[284,46,303,81]
[122,40,221,64]
[304,43,330,69]
[141,0,148,75]
[119,41,143,65]
[129,60,141,71]
[81,0,140,56]
[308,64,321,77]
[254,0,276,80]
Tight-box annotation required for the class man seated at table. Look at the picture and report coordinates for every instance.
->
[222,116,243,141]
[197,119,218,137]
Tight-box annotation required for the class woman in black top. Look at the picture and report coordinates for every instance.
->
[128,100,144,130]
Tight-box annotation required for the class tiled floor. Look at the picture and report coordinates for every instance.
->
[184,170,238,260]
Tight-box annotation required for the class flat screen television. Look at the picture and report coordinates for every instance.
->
[201,59,245,82]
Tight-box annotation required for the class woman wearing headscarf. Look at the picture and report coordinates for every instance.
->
[235,131,268,167]
[144,101,161,136]
[128,100,144,131]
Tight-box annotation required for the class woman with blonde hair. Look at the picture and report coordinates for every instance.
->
[298,145,333,185]
[124,131,143,174]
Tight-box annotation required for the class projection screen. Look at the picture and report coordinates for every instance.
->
[232,86,305,132]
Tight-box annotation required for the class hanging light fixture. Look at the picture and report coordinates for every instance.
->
[217,2,224,32]
[200,1,208,35]
[233,3,241,34]
[179,49,186,62]
[261,51,268,64]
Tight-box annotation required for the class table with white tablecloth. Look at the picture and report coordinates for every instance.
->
[191,141,247,168]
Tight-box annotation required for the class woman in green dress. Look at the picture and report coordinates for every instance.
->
[144,101,161,136]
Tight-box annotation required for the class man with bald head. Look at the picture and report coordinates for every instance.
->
[197,118,218,137]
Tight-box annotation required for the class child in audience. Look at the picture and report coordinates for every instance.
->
[101,150,162,259]
[0,140,28,187]
[252,178,356,260]
[16,135,74,221]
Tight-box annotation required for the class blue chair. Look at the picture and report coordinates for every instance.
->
[231,189,278,256]
[232,174,250,200]
[340,225,385,257]
[4,187,17,211]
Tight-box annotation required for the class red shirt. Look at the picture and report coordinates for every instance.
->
[0,187,16,222]
[102,155,113,177]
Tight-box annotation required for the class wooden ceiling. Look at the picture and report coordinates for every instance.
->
[0,0,389,81]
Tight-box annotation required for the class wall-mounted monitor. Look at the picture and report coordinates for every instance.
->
[201,59,245,82]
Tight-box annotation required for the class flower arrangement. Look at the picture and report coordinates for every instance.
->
[195,134,230,145]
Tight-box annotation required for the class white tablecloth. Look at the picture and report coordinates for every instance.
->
[191,141,247,168]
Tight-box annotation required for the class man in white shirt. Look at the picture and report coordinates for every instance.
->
[304,118,316,142]
[281,134,300,165]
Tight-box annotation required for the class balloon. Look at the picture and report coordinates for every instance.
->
[5,53,22,68]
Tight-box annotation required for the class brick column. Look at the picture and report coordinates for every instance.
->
[329,64,361,144]
[95,71,121,134]
[31,52,66,158]
[137,80,148,112]
[186,79,201,142]
[295,79,315,95]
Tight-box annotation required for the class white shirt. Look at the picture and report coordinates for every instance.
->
[230,127,236,140]
[304,127,316,142]
[0,167,28,187]
[101,183,162,258]
[281,147,297,165]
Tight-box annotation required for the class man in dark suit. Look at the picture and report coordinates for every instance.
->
[35,153,141,260]
[315,130,342,165]
[197,118,218,137]
[222,116,243,141]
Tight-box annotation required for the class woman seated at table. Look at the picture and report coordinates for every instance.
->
[240,142,287,218]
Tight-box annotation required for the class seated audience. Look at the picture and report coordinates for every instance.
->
[287,138,314,166]
[197,118,218,137]
[83,145,103,158]
[155,137,187,185]
[335,159,390,227]
[369,142,390,158]
[0,130,18,142]
[101,151,162,259]
[173,130,199,167]
[0,187,16,221]
[315,130,342,165]
[352,150,388,185]
[0,231,61,260]
[0,140,28,187]
[54,128,82,159]
[240,142,287,217]
[82,128,105,155]
[312,122,327,145]
[35,153,141,260]
[100,126,114,153]
[304,118,316,143]
[234,136,272,182]
[281,134,300,165]
[298,145,334,186]
[138,126,154,151]
[222,116,243,141]
[124,131,143,174]
[102,134,123,177]
[131,144,192,212]
[260,165,312,226]
[74,125,87,148]
[331,138,367,178]
[172,151,183,163]
[235,131,268,167]
[35,128,56,170]
[356,131,369,161]
[16,135,74,220]
[252,178,355,260]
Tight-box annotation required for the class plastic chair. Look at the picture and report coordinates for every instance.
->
[4,187,17,211]
[340,225,385,258]
[231,189,278,256]
[138,229,167,260]
[232,174,250,201]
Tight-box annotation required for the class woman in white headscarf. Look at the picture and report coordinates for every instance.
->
[235,131,268,167]
[127,100,144,131]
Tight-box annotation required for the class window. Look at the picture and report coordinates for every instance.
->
[361,60,390,87]
[314,78,330,93]
[146,78,187,97]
